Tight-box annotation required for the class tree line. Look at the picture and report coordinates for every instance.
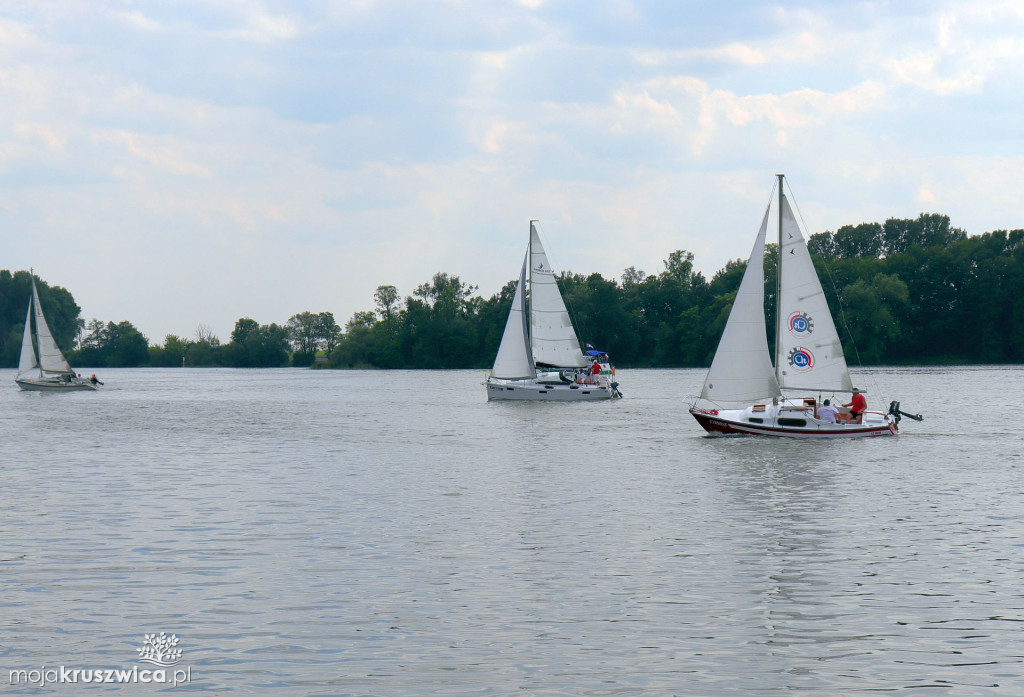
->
[326,213,1024,368]
[2,212,1023,370]
[0,272,341,369]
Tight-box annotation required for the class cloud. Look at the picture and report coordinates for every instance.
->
[216,10,302,42]
[611,77,887,156]
[13,122,66,151]
[2,0,1023,342]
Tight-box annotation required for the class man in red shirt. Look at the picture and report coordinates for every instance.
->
[841,388,867,424]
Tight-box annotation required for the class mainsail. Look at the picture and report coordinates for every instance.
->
[490,254,535,379]
[29,276,74,375]
[700,207,782,402]
[774,193,853,392]
[529,222,587,368]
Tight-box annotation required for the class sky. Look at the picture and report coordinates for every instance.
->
[2,0,1023,343]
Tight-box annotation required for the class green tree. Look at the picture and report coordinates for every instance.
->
[317,312,341,352]
[374,285,400,321]
[231,318,260,346]
[883,213,966,256]
[229,318,289,367]
[832,222,883,259]
[149,334,191,367]
[186,324,225,366]
[839,273,910,363]
[287,311,321,354]
[103,321,150,367]
[70,320,149,367]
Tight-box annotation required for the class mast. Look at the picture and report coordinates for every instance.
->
[30,270,42,377]
[523,222,534,373]
[774,174,784,391]
[528,220,535,354]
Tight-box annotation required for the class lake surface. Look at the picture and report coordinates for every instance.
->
[2,366,1023,695]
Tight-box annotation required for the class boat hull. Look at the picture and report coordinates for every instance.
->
[16,378,98,392]
[690,406,896,438]
[486,378,619,401]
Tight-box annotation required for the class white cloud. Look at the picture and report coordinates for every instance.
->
[611,77,887,156]
[115,10,163,33]
[1,0,1023,342]
[104,131,212,178]
[884,50,984,96]
[13,122,66,150]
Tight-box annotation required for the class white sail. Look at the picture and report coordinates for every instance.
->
[775,194,853,392]
[490,254,535,379]
[31,277,74,375]
[17,300,38,375]
[529,223,587,368]
[700,207,782,402]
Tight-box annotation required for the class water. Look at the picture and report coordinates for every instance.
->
[2,366,1023,695]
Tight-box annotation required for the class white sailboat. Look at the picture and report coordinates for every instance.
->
[690,175,915,437]
[15,272,97,392]
[485,221,621,401]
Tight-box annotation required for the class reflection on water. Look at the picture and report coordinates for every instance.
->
[1,367,1023,695]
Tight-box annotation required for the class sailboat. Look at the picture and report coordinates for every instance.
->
[690,175,912,437]
[15,272,97,392]
[485,221,621,401]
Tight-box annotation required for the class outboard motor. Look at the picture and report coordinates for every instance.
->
[888,400,923,425]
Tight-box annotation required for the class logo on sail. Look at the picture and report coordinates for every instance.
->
[787,311,813,336]
[787,347,815,371]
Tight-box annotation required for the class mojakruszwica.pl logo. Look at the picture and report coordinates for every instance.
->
[8,633,192,687]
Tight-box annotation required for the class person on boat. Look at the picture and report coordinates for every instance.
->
[817,399,839,423]
[841,389,866,424]
[90,373,104,386]
[589,360,602,384]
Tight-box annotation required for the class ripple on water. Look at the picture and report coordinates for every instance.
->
[1,367,1023,695]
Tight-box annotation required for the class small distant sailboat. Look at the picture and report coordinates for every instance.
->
[15,272,96,392]
[690,175,918,437]
[485,221,621,401]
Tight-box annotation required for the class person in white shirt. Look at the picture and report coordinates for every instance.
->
[817,399,839,423]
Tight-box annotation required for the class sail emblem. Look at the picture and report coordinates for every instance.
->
[788,346,815,371]
[787,311,814,336]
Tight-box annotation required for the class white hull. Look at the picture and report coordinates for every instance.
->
[16,377,97,392]
[690,401,896,438]
[486,377,619,401]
